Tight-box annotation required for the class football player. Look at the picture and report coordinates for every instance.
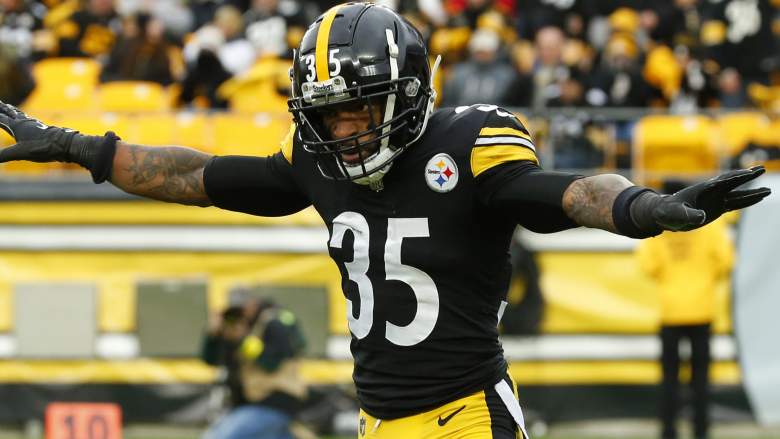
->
[0,4,770,438]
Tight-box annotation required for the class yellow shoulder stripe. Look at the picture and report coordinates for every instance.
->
[479,127,532,141]
[280,123,296,164]
[316,6,342,81]
[471,145,538,177]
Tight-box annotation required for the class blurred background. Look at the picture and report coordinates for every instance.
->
[1,0,780,438]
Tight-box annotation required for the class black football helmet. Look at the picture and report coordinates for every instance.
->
[288,2,439,186]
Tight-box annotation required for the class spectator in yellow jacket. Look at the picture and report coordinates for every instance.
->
[637,180,735,439]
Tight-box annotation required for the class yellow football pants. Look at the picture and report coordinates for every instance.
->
[357,373,528,439]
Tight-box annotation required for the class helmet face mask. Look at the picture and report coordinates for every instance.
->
[288,3,437,186]
[293,77,429,182]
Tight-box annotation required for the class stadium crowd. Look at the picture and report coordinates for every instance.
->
[1,0,779,110]
[1,0,779,172]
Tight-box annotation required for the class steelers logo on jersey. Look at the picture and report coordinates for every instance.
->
[425,153,459,193]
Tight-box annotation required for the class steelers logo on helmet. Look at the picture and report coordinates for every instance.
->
[288,3,441,187]
[425,153,459,193]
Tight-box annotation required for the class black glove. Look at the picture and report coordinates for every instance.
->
[631,166,771,233]
[0,101,119,183]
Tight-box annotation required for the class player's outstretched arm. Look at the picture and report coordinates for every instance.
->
[0,101,212,206]
[563,168,771,237]
[110,142,212,206]
[561,173,633,234]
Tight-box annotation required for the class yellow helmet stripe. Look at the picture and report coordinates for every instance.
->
[315,5,342,81]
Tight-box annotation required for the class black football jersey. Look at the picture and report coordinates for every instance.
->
[205,105,578,419]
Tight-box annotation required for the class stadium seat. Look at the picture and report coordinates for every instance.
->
[23,58,101,112]
[0,129,14,148]
[227,81,290,113]
[0,159,62,175]
[26,58,99,108]
[212,112,292,156]
[633,115,718,184]
[172,112,214,151]
[219,57,292,113]
[717,112,772,157]
[131,114,176,146]
[756,119,780,146]
[131,112,216,152]
[98,81,170,112]
[51,112,132,138]
[31,57,101,85]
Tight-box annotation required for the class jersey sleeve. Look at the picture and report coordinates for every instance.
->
[469,107,539,178]
[468,107,581,233]
[477,161,582,233]
[204,122,310,216]
[203,153,311,217]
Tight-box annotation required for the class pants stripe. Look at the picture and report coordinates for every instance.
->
[495,379,529,439]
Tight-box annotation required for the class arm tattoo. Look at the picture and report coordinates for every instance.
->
[116,143,213,206]
[562,174,633,233]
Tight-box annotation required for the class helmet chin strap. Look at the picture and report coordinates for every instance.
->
[350,28,400,189]
[380,28,399,151]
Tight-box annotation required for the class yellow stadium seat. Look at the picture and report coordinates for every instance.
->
[52,113,132,138]
[0,129,12,148]
[32,57,101,85]
[131,114,176,146]
[633,115,718,185]
[23,83,97,112]
[213,112,292,156]
[23,58,101,112]
[218,57,292,113]
[717,112,772,157]
[755,119,780,146]
[130,112,215,152]
[173,112,214,152]
[228,81,290,113]
[98,81,169,112]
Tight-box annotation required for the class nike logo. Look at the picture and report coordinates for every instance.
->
[437,405,466,426]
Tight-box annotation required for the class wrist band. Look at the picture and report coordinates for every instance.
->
[612,186,659,239]
[90,131,120,184]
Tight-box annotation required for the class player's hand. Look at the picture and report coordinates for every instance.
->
[652,166,770,231]
[0,100,119,183]
[0,100,81,163]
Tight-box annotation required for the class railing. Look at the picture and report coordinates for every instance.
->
[2,107,778,200]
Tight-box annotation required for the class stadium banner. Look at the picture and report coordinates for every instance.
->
[734,173,780,426]
[0,250,733,336]
[0,225,740,423]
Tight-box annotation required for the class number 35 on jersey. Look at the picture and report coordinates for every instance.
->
[330,212,439,347]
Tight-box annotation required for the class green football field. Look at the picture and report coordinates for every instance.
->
[3,420,780,439]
